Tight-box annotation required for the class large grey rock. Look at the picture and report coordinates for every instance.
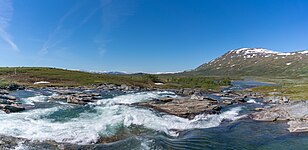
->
[251,101,308,132]
[66,93,102,105]
[134,97,221,119]
[263,96,289,104]
[288,120,308,132]
[50,95,69,101]
[190,93,205,100]
[0,90,9,95]
[182,88,194,96]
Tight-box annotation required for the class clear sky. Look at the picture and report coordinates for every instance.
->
[0,0,308,73]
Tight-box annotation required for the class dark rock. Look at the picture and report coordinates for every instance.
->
[7,84,24,91]
[254,107,264,111]
[0,95,17,100]
[0,99,13,105]
[233,97,246,103]
[3,105,25,113]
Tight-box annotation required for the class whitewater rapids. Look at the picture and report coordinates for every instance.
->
[0,91,243,145]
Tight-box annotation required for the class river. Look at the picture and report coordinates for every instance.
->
[1,81,307,150]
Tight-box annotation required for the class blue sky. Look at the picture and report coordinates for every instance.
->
[0,0,308,73]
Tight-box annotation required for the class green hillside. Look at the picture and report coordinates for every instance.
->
[0,67,230,90]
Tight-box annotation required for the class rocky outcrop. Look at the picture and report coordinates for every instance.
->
[251,101,308,132]
[134,98,222,119]
[0,90,9,95]
[49,89,103,105]
[0,92,25,113]
[93,83,145,91]
[0,84,25,91]
[1,105,25,113]
[263,96,289,104]
[67,93,102,105]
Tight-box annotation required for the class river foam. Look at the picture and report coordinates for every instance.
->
[0,91,243,144]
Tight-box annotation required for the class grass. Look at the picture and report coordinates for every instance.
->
[0,67,230,90]
[0,78,10,89]
[0,67,153,87]
[252,77,308,100]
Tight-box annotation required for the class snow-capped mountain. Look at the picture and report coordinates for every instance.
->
[194,48,308,77]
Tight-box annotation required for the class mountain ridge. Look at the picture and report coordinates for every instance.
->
[193,48,308,77]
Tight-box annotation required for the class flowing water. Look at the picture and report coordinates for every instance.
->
[1,81,308,150]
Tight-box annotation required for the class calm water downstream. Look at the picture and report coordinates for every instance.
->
[1,81,307,150]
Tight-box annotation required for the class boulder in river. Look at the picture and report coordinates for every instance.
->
[263,96,289,104]
[2,105,25,113]
[67,93,102,105]
[0,90,9,95]
[251,101,308,132]
[134,98,221,119]
[0,95,17,100]
[6,84,25,91]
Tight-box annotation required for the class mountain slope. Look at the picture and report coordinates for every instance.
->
[193,48,308,77]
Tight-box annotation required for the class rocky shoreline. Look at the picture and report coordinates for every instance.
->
[251,100,308,133]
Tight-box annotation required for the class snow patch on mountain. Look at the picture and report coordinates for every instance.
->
[230,48,278,55]
[298,50,308,54]
[229,48,307,57]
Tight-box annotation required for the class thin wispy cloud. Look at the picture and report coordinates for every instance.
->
[39,1,100,56]
[0,0,19,52]
[96,0,137,56]
[39,0,137,57]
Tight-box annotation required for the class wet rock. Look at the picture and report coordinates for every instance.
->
[50,95,69,101]
[288,119,308,132]
[233,97,246,103]
[0,135,62,150]
[55,90,82,95]
[0,95,17,100]
[0,99,13,105]
[67,93,102,105]
[0,135,23,150]
[3,105,25,113]
[190,93,205,100]
[0,90,9,95]
[7,84,24,91]
[158,98,174,103]
[91,93,103,99]
[134,98,220,119]
[254,107,264,111]
[263,96,289,104]
[182,88,194,96]
[220,97,233,101]
[251,101,308,132]
[222,100,233,105]
[251,107,290,121]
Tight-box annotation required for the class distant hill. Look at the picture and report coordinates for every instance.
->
[191,48,308,77]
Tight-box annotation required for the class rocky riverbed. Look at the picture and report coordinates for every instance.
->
[0,81,307,149]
